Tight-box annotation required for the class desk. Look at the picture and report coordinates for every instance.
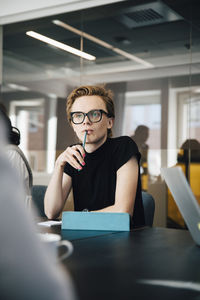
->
[44,226,200,300]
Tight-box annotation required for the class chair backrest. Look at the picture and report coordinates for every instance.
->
[142,191,155,226]
[31,185,47,217]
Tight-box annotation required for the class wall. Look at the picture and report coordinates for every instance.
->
[107,82,127,137]
[56,97,77,158]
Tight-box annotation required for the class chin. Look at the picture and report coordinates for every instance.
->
[91,134,107,144]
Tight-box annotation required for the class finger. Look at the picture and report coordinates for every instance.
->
[72,144,85,158]
[66,153,83,170]
[71,145,85,164]
[59,146,85,170]
[56,149,79,170]
[67,147,85,169]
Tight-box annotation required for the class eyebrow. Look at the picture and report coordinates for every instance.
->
[71,109,107,113]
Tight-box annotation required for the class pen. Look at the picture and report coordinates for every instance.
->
[82,130,87,150]
[78,130,87,172]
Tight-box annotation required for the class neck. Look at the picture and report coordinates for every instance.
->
[85,133,108,153]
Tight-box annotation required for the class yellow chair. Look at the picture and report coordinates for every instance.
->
[141,162,148,191]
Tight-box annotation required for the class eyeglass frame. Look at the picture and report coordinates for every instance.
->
[70,109,112,124]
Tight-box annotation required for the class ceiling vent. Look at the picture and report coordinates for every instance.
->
[117,1,183,28]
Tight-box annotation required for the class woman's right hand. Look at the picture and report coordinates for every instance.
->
[55,144,86,170]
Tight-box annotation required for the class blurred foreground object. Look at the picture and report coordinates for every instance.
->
[0,111,77,300]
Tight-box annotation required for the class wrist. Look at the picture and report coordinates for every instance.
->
[55,160,65,171]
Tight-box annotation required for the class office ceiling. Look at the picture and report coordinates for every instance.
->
[2,0,200,97]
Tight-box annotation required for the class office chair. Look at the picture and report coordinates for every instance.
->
[142,191,155,226]
[31,185,47,217]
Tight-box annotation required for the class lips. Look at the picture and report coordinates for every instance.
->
[85,130,93,135]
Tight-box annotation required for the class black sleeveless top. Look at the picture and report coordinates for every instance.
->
[64,136,145,227]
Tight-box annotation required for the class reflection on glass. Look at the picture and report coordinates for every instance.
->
[123,99,161,190]
[1,0,199,227]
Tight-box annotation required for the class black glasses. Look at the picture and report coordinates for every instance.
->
[70,109,111,124]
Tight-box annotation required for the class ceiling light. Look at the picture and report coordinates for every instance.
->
[26,31,96,61]
[7,83,30,91]
[53,19,153,67]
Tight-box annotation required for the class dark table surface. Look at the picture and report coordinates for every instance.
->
[39,225,200,300]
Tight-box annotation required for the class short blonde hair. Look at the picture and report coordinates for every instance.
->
[66,85,115,137]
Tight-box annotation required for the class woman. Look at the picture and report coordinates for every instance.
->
[0,110,76,300]
[45,85,145,227]
[0,106,33,207]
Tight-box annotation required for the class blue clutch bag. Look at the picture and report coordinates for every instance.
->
[62,211,130,231]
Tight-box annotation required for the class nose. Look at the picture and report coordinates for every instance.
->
[83,114,91,124]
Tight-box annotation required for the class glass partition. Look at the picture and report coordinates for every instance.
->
[2,0,200,226]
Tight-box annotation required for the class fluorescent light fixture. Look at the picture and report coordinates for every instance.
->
[7,83,30,91]
[53,19,153,67]
[26,31,96,61]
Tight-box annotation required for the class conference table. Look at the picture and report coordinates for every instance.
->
[41,225,200,300]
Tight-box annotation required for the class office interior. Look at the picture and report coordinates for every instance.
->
[0,0,200,228]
